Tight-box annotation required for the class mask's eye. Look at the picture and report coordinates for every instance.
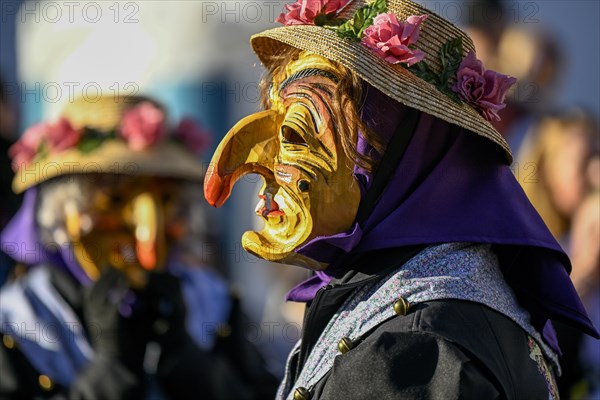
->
[93,190,127,211]
[161,191,174,205]
[109,193,126,205]
[281,125,308,146]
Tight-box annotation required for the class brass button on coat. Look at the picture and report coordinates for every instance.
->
[337,337,354,354]
[216,323,232,338]
[38,375,53,391]
[293,386,311,400]
[393,297,410,315]
[2,335,15,350]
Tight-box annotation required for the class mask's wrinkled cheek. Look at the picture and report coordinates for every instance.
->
[306,138,361,239]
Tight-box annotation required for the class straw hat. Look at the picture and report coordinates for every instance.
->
[10,96,207,193]
[250,0,514,162]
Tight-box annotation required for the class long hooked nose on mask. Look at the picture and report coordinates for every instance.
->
[130,192,166,271]
[204,109,281,208]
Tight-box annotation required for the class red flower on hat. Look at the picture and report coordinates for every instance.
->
[46,117,80,152]
[362,13,428,66]
[276,0,349,25]
[9,117,80,171]
[452,51,517,122]
[174,118,212,155]
[9,123,46,170]
[119,102,166,151]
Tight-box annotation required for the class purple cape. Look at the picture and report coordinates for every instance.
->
[288,86,598,345]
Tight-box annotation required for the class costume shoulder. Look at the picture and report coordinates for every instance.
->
[314,300,552,400]
[0,265,89,398]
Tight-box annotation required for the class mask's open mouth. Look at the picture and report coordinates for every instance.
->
[240,173,311,262]
[256,193,285,217]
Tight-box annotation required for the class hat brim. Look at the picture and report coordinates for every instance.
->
[12,140,204,193]
[250,25,512,163]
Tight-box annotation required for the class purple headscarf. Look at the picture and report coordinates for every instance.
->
[288,85,598,341]
[1,187,92,285]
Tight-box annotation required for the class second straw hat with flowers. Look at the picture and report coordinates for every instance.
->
[252,0,516,161]
[9,96,211,194]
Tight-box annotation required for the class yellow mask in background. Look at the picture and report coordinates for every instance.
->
[62,176,187,286]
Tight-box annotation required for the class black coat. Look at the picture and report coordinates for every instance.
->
[283,247,557,400]
[0,266,278,400]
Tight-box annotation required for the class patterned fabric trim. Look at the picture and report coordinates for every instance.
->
[281,243,559,399]
[276,340,302,400]
[528,336,560,400]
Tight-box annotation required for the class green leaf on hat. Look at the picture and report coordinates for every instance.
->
[314,14,345,26]
[439,37,464,87]
[314,1,347,27]
[412,62,439,86]
[330,0,387,41]
[78,137,105,154]
[37,142,48,160]
[410,37,464,104]
[77,128,115,154]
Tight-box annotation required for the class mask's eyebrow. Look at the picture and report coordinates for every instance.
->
[279,68,339,93]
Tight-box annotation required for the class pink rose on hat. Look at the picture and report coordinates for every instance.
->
[45,117,80,152]
[120,101,166,151]
[9,123,46,170]
[362,13,428,66]
[9,118,80,170]
[453,51,517,122]
[276,0,349,25]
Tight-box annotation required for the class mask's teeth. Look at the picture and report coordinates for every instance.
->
[275,169,293,184]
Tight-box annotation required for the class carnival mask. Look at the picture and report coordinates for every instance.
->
[47,175,189,285]
[205,52,361,269]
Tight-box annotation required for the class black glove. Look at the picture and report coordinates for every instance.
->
[82,268,152,374]
[140,272,188,349]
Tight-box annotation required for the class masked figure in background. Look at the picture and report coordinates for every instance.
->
[205,1,599,398]
[0,96,277,399]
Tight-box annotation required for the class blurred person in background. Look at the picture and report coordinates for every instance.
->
[563,191,600,399]
[0,95,277,399]
[517,109,600,398]
[14,0,303,374]
[517,110,597,242]
[460,0,507,70]
[495,26,564,156]
[556,116,599,399]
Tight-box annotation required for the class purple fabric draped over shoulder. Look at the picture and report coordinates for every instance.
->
[289,85,598,341]
[1,188,92,285]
